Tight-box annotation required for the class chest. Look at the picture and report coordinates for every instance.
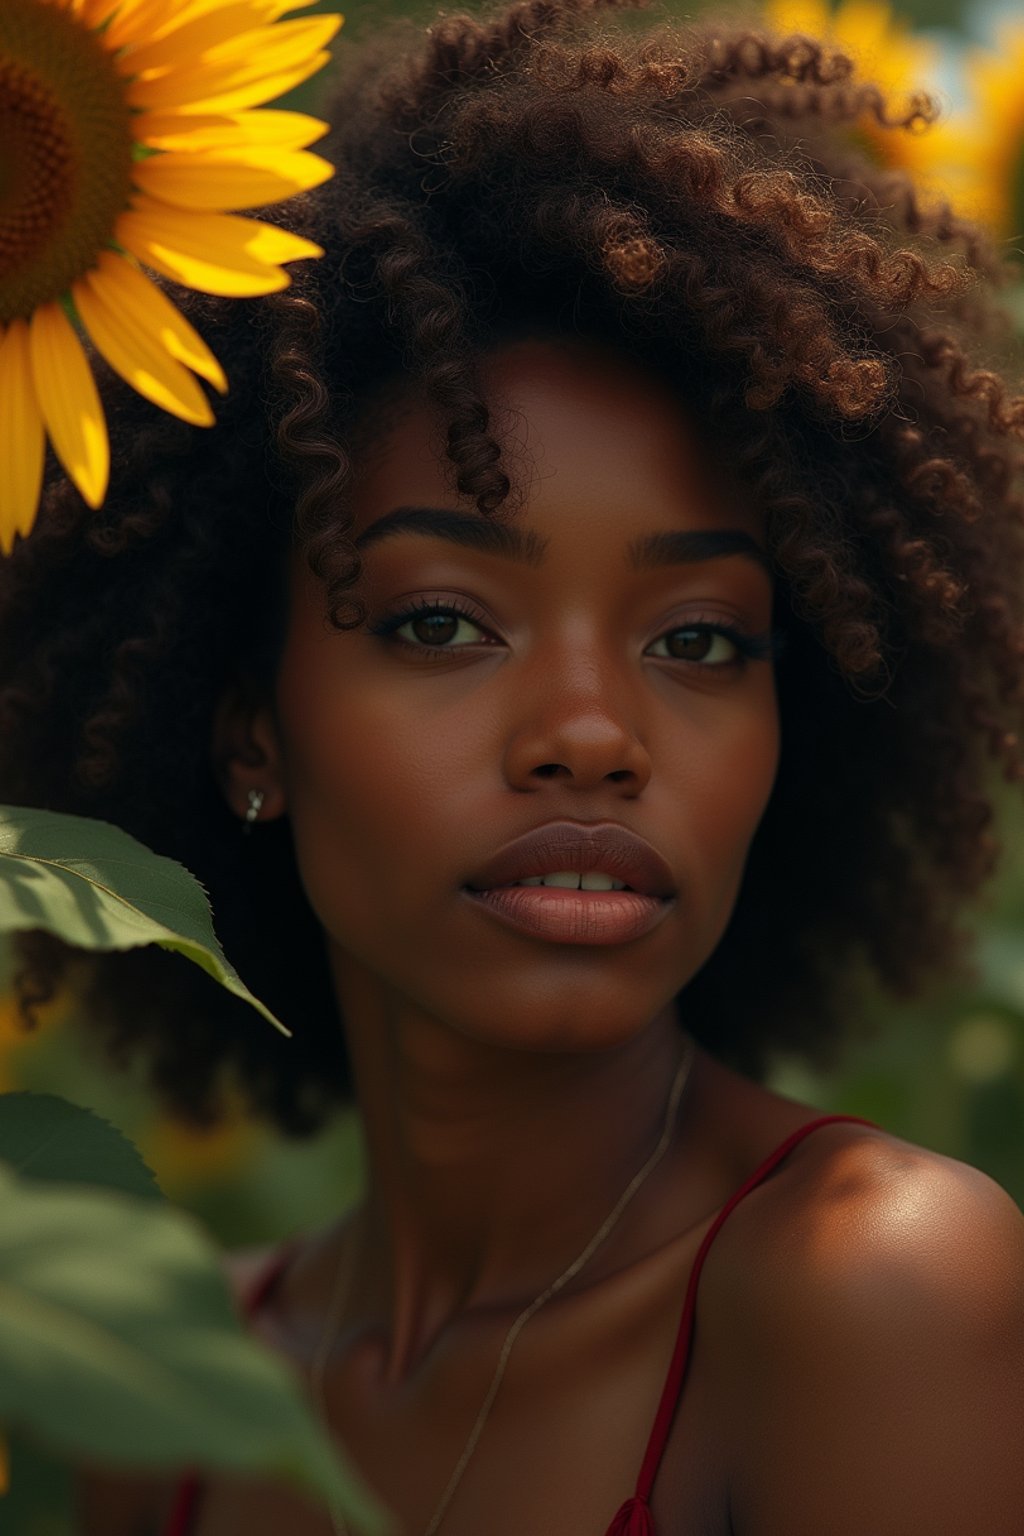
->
[188,1386,733,1536]
[189,1247,738,1536]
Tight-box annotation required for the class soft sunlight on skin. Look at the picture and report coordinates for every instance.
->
[211,338,782,1369]
[23,0,1022,1520]
[201,336,1024,1536]
[260,338,779,1070]
[200,337,791,1536]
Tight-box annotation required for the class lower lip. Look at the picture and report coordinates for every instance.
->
[462,885,672,944]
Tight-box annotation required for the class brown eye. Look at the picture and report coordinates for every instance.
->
[369,599,492,651]
[407,612,463,645]
[653,626,739,665]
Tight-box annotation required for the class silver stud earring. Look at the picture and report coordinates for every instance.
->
[242,788,265,835]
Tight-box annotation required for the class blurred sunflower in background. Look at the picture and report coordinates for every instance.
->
[0,0,341,556]
[0,993,38,1093]
[0,973,268,1209]
[912,18,1024,245]
[761,0,956,199]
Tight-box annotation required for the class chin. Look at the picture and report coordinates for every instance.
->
[449,998,665,1057]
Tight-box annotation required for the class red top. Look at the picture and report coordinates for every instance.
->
[162,1112,878,1536]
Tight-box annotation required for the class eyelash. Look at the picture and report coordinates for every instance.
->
[367,596,783,668]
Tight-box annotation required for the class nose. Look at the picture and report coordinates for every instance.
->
[501,645,653,792]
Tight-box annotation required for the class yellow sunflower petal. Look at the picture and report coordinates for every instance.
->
[101,0,174,48]
[0,321,46,555]
[118,201,322,296]
[130,49,334,119]
[134,109,330,153]
[78,0,131,25]
[126,18,341,114]
[28,304,109,511]
[132,148,334,212]
[232,220,325,266]
[88,250,227,393]
[763,0,831,40]
[171,0,324,24]
[112,0,313,45]
[835,0,891,50]
[259,0,322,15]
[119,2,289,74]
[103,0,267,52]
[202,12,342,65]
[201,7,341,61]
[73,276,215,428]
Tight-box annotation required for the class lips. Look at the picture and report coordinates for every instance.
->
[464,820,676,900]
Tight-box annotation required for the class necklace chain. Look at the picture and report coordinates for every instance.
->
[310,1036,696,1536]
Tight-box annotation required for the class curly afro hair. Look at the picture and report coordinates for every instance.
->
[3,0,1024,1134]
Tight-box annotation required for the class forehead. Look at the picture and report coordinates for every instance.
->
[278,339,770,645]
[346,338,760,540]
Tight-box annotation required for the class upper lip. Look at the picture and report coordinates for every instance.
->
[464,820,677,899]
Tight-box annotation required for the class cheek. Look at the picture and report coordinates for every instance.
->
[272,662,465,940]
[722,697,780,833]
[680,683,780,896]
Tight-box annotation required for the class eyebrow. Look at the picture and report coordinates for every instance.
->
[353,506,770,573]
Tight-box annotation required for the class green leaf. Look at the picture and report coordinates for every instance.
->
[974,925,1024,1012]
[0,804,289,1037]
[0,1092,162,1202]
[0,1161,391,1534]
[3,1426,74,1536]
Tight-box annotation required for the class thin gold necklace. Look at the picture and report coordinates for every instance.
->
[310,1035,696,1536]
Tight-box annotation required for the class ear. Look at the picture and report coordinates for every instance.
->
[210,680,288,828]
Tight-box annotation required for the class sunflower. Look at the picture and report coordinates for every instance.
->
[907,20,1024,244]
[0,0,342,555]
[759,0,953,197]
[138,1102,263,1199]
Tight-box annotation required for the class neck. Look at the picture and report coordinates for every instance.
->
[328,952,695,1382]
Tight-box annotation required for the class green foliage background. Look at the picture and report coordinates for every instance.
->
[3,0,1022,1235]
[3,0,1024,1523]
[3,2,1024,1531]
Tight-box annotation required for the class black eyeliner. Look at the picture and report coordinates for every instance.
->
[368,600,786,665]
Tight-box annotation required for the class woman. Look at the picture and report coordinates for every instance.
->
[3,0,1023,1531]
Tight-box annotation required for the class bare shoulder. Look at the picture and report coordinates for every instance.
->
[73,1243,281,1536]
[750,1122,1024,1323]
[719,1123,1024,1535]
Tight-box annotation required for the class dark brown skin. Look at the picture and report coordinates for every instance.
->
[77,340,1024,1536]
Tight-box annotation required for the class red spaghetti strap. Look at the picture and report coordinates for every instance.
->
[242,1241,302,1315]
[159,1242,302,1536]
[162,1473,202,1536]
[636,1114,878,1496]
[605,1113,880,1534]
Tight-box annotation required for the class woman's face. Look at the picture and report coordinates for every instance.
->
[269,338,779,1055]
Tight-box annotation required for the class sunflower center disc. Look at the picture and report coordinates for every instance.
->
[0,0,134,324]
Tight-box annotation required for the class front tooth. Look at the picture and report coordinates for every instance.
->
[580,872,617,891]
[512,872,629,890]
[534,871,622,890]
